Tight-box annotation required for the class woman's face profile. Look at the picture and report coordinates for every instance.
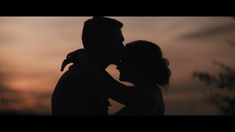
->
[117,57,136,82]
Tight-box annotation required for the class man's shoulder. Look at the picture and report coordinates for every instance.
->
[62,65,96,82]
[57,65,101,88]
[60,66,83,79]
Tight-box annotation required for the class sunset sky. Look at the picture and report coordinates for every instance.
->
[0,17,235,115]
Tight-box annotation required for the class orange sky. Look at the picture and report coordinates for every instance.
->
[0,17,235,115]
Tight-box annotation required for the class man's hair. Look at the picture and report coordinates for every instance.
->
[82,16,123,49]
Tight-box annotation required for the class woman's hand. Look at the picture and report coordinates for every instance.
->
[60,49,86,71]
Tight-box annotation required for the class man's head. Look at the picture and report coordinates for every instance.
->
[82,17,125,65]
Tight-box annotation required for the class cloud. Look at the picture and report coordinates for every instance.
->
[178,22,235,40]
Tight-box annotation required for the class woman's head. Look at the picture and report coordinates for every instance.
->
[117,40,171,87]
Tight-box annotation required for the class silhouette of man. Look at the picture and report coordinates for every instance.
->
[52,17,125,115]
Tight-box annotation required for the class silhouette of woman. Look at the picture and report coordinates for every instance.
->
[66,40,171,115]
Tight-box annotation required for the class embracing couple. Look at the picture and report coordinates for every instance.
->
[51,17,171,115]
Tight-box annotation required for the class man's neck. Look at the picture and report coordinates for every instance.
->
[88,53,109,70]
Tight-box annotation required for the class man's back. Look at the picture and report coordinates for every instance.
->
[52,65,109,115]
